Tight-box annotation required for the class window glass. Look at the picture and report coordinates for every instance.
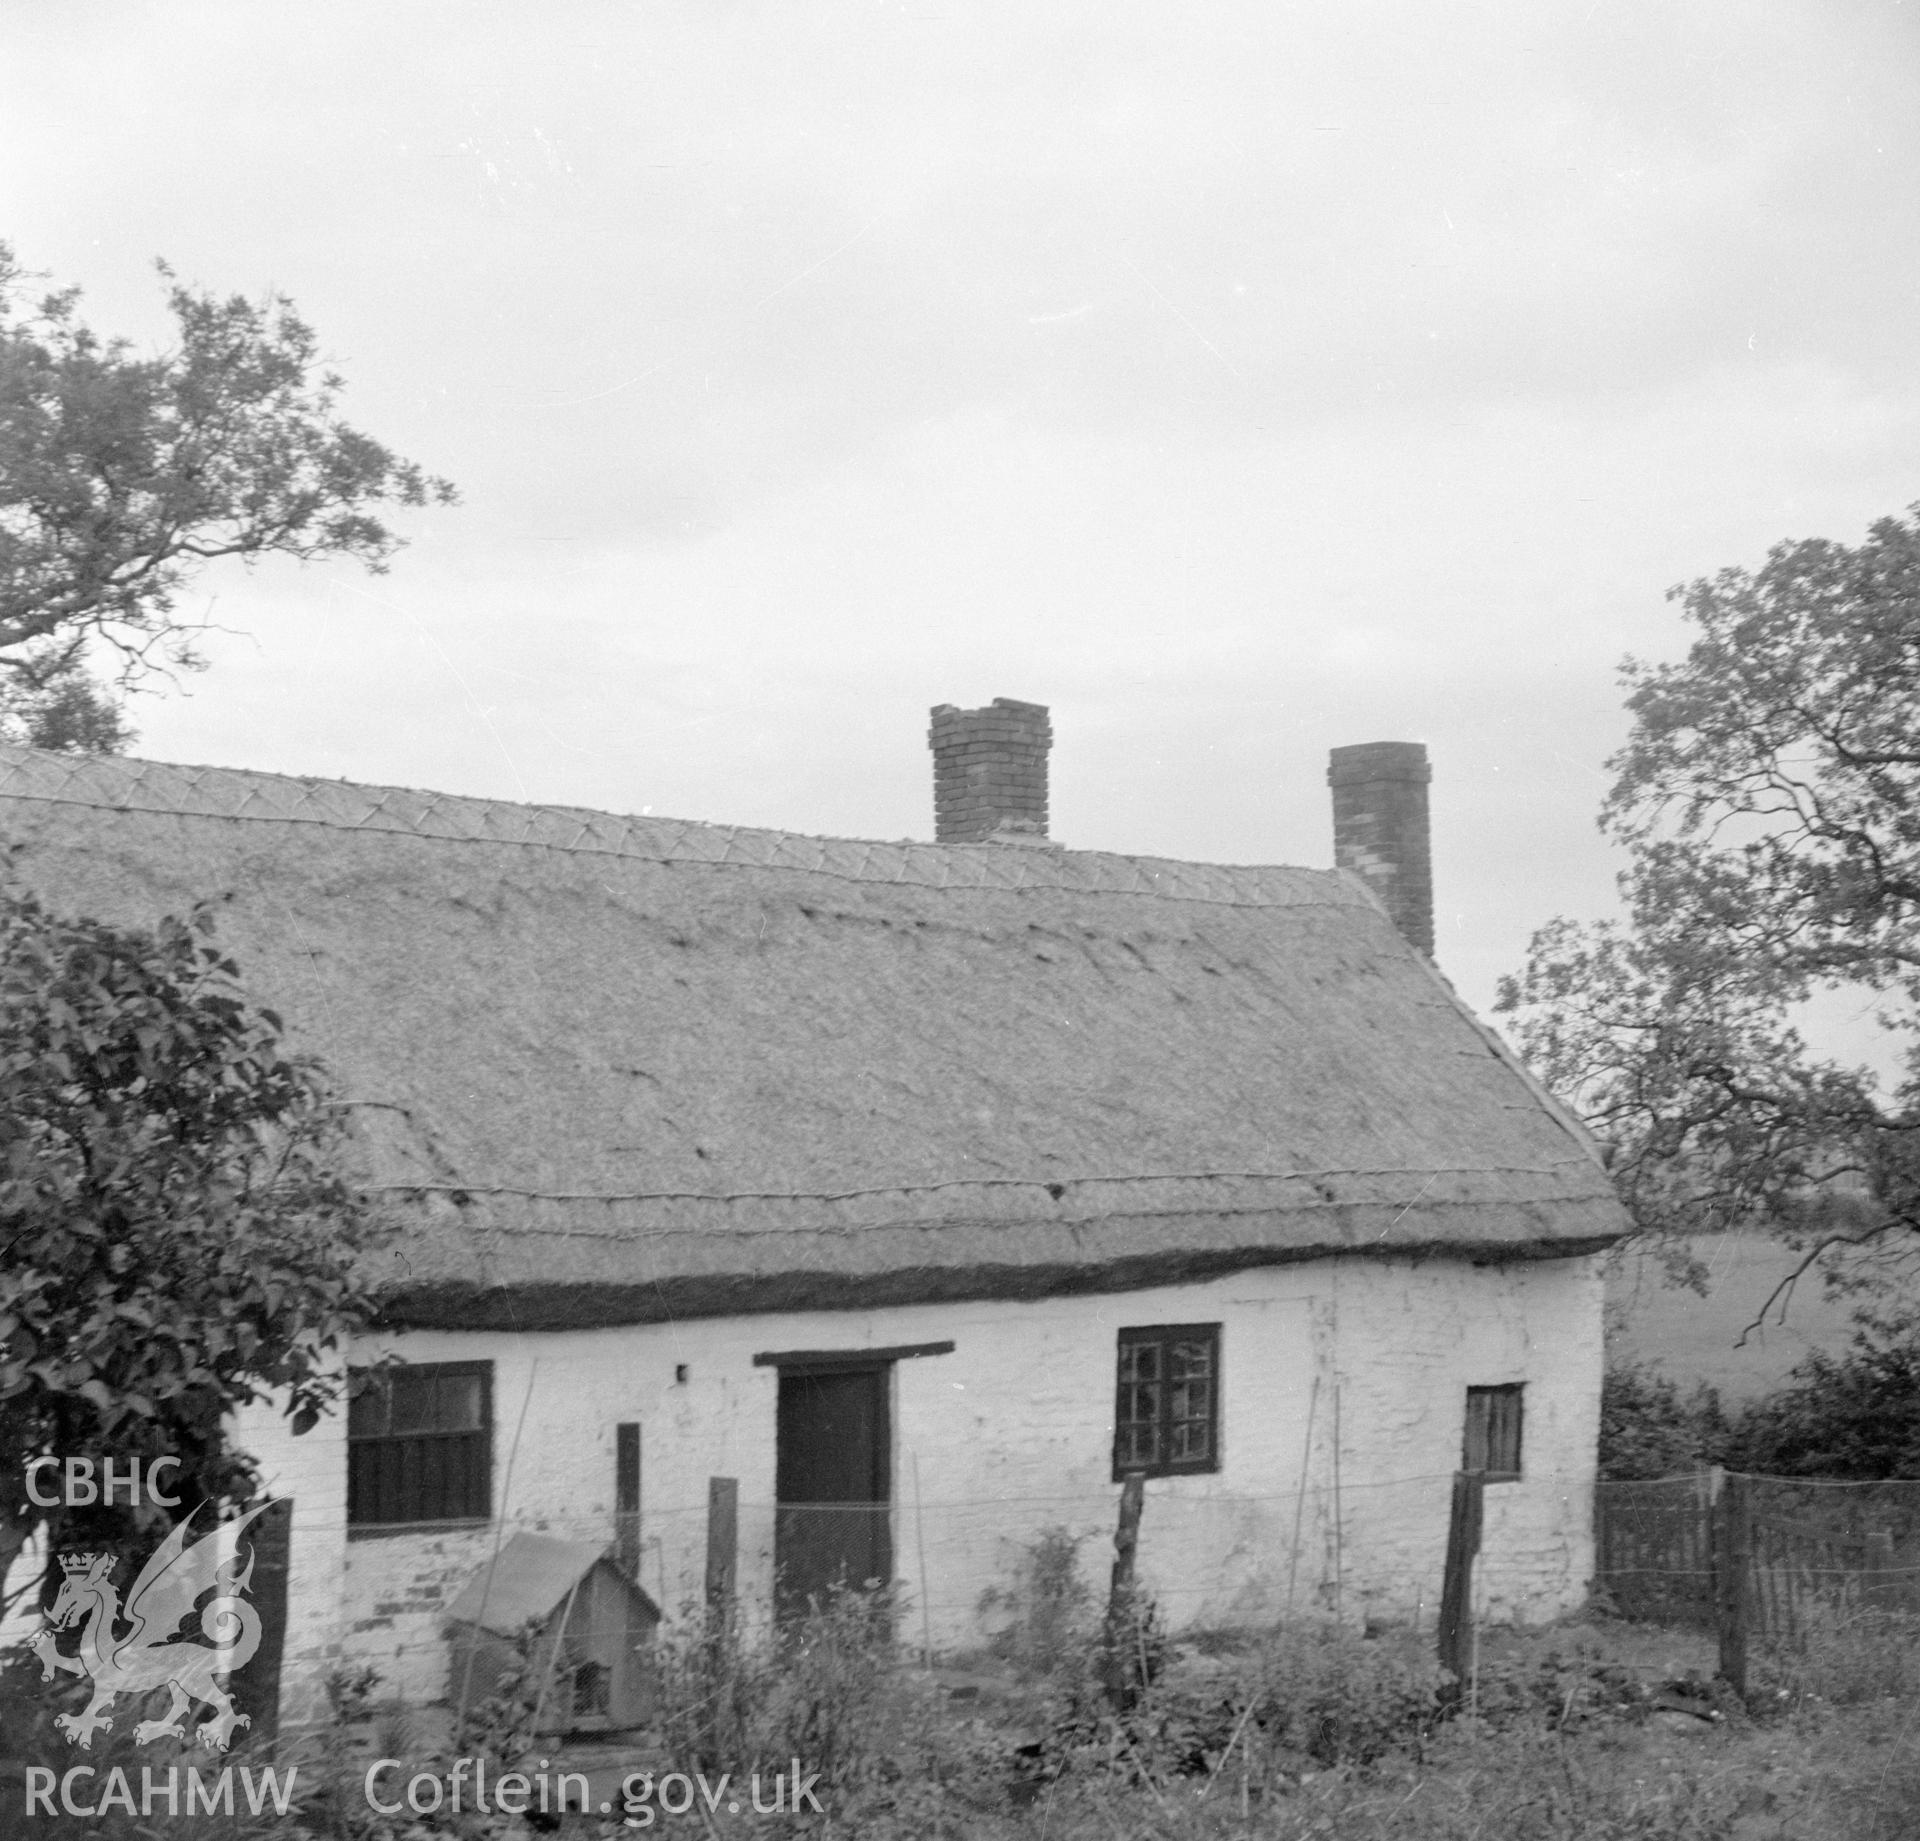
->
[386,1371,441,1434]
[1115,1325,1220,1479]
[436,1372,486,1432]
[1464,1384,1523,1479]
[346,1374,385,1439]
[347,1361,493,1528]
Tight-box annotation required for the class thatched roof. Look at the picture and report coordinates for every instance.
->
[0,743,1627,1329]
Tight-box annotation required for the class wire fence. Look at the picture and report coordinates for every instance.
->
[32,1467,1819,1727]
[6,1465,1580,1728]
[1595,1471,1920,1644]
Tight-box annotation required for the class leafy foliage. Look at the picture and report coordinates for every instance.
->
[979,1522,1093,1676]
[0,242,454,680]
[1598,1360,1729,1482]
[0,886,386,1600]
[1601,1320,1920,1480]
[1241,1624,1448,1770]
[1040,1622,1450,1793]
[1719,1315,1920,1479]
[652,1584,910,1790]
[0,641,132,753]
[1497,506,1920,1281]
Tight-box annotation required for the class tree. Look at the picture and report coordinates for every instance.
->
[1719,1315,1920,1479]
[1497,506,1920,1314]
[0,242,454,701]
[1599,1337,1920,1481]
[0,888,388,1606]
[1598,1360,1728,1482]
[0,643,133,754]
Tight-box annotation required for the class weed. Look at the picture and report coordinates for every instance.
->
[977,1523,1092,1677]
[1754,1595,1920,1707]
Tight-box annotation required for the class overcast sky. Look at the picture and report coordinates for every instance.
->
[5,1,1918,1024]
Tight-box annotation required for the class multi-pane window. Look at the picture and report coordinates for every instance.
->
[1463,1384,1524,1481]
[1114,1324,1220,1479]
[348,1361,493,1528]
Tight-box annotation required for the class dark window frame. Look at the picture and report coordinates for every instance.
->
[1463,1383,1524,1482]
[347,1359,494,1533]
[1113,1323,1221,1481]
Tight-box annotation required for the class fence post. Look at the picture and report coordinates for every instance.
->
[1711,1468,1751,1702]
[615,1423,642,1580]
[1437,1471,1483,1692]
[227,1496,292,1750]
[705,1476,738,1626]
[1101,1471,1146,1710]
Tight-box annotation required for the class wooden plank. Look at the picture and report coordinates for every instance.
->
[1101,1472,1146,1711]
[753,1341,955,1369]
[1594,1474,1716,1627]
[1437,1471,1483,1688]
[1712,1471,1751,1700]
[615,1422,641,1579]
[1750,1505,1876,1547]
[227,1497,292,1749]
[705,1476,738,1622]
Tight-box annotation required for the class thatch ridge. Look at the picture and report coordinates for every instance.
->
[0,741,1630,1326]
[0,744,1366,909]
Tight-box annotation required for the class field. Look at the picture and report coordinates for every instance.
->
[1605,1233,1920,1404]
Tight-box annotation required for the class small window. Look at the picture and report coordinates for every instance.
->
[348,1361,493,1528]
[1463,1384,1523,1481]
[571,1660,610,1721]
[1114,1324,1220,1480]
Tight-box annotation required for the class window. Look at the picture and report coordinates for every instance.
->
[348,1361,492,1528]
[1114,1324,1220,1479]
[1463,1384,1523,1481]
[571,1660,610,1721]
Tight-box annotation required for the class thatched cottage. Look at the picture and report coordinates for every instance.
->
[0,705,1627,1717]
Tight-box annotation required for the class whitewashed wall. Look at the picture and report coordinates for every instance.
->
[228,1252,1604,1710]
[240,1251,1605,1712]
[229,1384,351,1728]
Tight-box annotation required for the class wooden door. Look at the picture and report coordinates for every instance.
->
[774,1364,891,1620]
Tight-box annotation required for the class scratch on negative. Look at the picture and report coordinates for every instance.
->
[1380,1169,1441,1238]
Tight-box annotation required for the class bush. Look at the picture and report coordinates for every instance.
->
[647,1585,975,1818]
[978,1523,1093,1677]
[1250,1623,1449,1769]
[1722,1317,1920,1479]
[1606,1311,1920,1484]
[1598,1359,1728,1480]
[1041,1619,1449,1794]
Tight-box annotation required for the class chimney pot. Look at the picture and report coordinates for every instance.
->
[929,697,1051,842]
[1328,741,1434,957]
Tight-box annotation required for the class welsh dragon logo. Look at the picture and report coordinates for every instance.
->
[29,1500,270,1752]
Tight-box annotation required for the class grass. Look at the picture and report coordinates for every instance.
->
[1605,1230,1920,1407]
[5,1601,1917,1837]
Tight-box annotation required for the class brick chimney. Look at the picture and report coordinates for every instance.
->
[928,698,1051,843]
[1328,741,1434,957]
